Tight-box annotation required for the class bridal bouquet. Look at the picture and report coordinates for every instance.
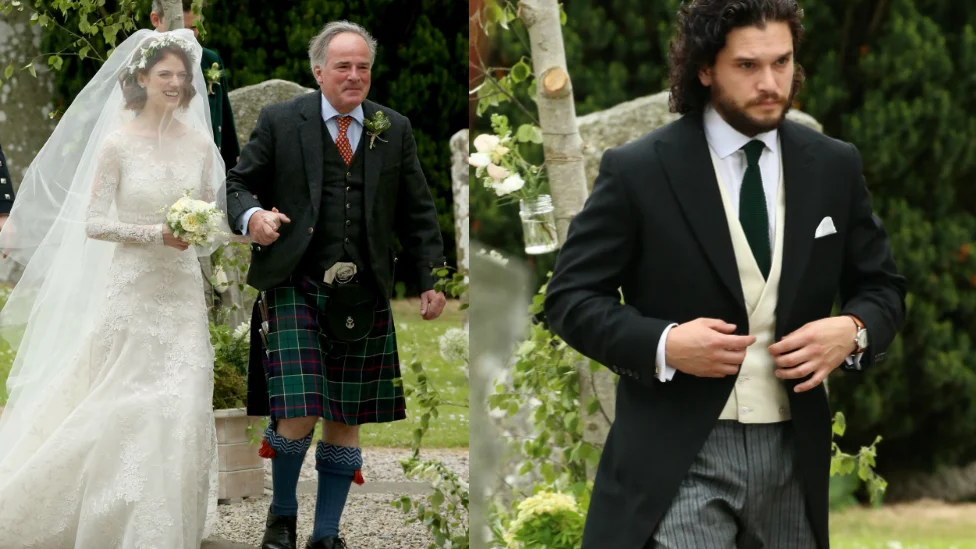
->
[164,191,225,246]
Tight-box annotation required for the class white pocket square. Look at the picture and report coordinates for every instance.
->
[814,216,837,239]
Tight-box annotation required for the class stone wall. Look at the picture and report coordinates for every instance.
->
[576,90,823,189]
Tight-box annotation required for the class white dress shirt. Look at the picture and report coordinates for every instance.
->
[237,94,366,235]
[654,105,860,381]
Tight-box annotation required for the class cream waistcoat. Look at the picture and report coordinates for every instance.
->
[708,147,791,423]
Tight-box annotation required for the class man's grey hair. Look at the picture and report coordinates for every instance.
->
[308,21,377,73]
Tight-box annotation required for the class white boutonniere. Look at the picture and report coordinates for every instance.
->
[363,110,391,149]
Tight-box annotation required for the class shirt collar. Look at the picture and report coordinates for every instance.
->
[320,93,365,125]
[703,103,779,160]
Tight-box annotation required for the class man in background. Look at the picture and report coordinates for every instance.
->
[150,0,240,170]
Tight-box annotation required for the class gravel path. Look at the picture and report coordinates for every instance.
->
[263,446,469,485]
[209,493,434,548]
[210,447,468,549]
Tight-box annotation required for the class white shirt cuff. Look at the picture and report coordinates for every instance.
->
[238,207,262,236]
[655,323,679,382]
[845,352,864,370]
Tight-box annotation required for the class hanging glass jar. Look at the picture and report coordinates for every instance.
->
[519,194,558,255]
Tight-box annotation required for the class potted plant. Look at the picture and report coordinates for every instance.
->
[208,242,264,503]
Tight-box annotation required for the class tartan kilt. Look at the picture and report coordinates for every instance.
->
[259,275,406,425]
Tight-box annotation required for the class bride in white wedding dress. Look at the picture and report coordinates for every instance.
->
[0,29,229,548]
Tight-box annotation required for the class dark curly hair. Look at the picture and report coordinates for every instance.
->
[667,0,805,114]
[118,41,196,111]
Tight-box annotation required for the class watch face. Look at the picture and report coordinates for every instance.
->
[857,329,869,349]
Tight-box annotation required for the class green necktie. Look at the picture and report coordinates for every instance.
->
[739,140,771,279]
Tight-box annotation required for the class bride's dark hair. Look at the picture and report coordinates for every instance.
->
[118,40,196,111]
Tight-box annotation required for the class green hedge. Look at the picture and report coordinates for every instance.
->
[473,0,976,475]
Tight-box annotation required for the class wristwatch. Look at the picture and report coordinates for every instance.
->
[847,315,869,354]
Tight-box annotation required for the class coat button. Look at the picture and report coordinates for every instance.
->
[1,178,5,184]
[345,172,351,178]
[234,192,239,198]
[346,203,351,209]
[252,194,258,199]
[344,237,350,243]
[255,245,262,252]
[308,227,314,234]
[345,219,351,226]
[346,186,351,192]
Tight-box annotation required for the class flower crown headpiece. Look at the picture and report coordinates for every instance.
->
[125,34,197,76]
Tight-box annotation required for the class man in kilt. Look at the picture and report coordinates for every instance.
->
[225,20,447,549]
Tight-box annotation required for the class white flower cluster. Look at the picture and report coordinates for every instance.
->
[232,321,250,340]
[504,491,583,548]
[127,34,196,76]
[438,327,469,365]
[468,133,525,197]
[477,247,510,266]
[165,191,224,247]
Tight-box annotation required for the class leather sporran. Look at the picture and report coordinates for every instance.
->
[324,282,377,342]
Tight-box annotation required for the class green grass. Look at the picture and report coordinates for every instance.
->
[831,503,976,548]
[327,297,468,448]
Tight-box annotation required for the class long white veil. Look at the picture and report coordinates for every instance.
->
[0,28,227,537]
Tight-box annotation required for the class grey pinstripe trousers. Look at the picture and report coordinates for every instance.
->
[647,421,818,549]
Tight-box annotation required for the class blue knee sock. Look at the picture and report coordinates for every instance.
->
[310,441,363,541]
[263,420,313,517]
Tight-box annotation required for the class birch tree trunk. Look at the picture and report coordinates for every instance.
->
[450,129,470,331]
[160,0,185,30]
[520,0,616,465]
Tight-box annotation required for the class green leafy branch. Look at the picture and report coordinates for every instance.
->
[488,279,601,508]
[830,411,887,506]
[1,0,209,96]
[391,274,470,548]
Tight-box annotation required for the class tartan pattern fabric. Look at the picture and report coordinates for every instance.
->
[262,275,406,425]
[336,116,354,166]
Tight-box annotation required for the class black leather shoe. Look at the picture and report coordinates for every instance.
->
[261,509,298,549]
[305,536,348,549]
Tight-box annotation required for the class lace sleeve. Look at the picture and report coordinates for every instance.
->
[85,137,163,244]
[200,143,215,203]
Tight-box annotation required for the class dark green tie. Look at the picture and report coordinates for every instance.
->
[739,140,771,279]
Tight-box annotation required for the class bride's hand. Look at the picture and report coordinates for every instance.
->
[162,225,190,251]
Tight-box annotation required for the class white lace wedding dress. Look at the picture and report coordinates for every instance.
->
[0,128,219,548]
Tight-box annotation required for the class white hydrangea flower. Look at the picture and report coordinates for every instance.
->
[232,320,249,340]
[438,328,468,364]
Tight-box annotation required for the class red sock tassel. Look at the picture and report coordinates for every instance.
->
[352,469,365,485]
[258,438,276,459]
